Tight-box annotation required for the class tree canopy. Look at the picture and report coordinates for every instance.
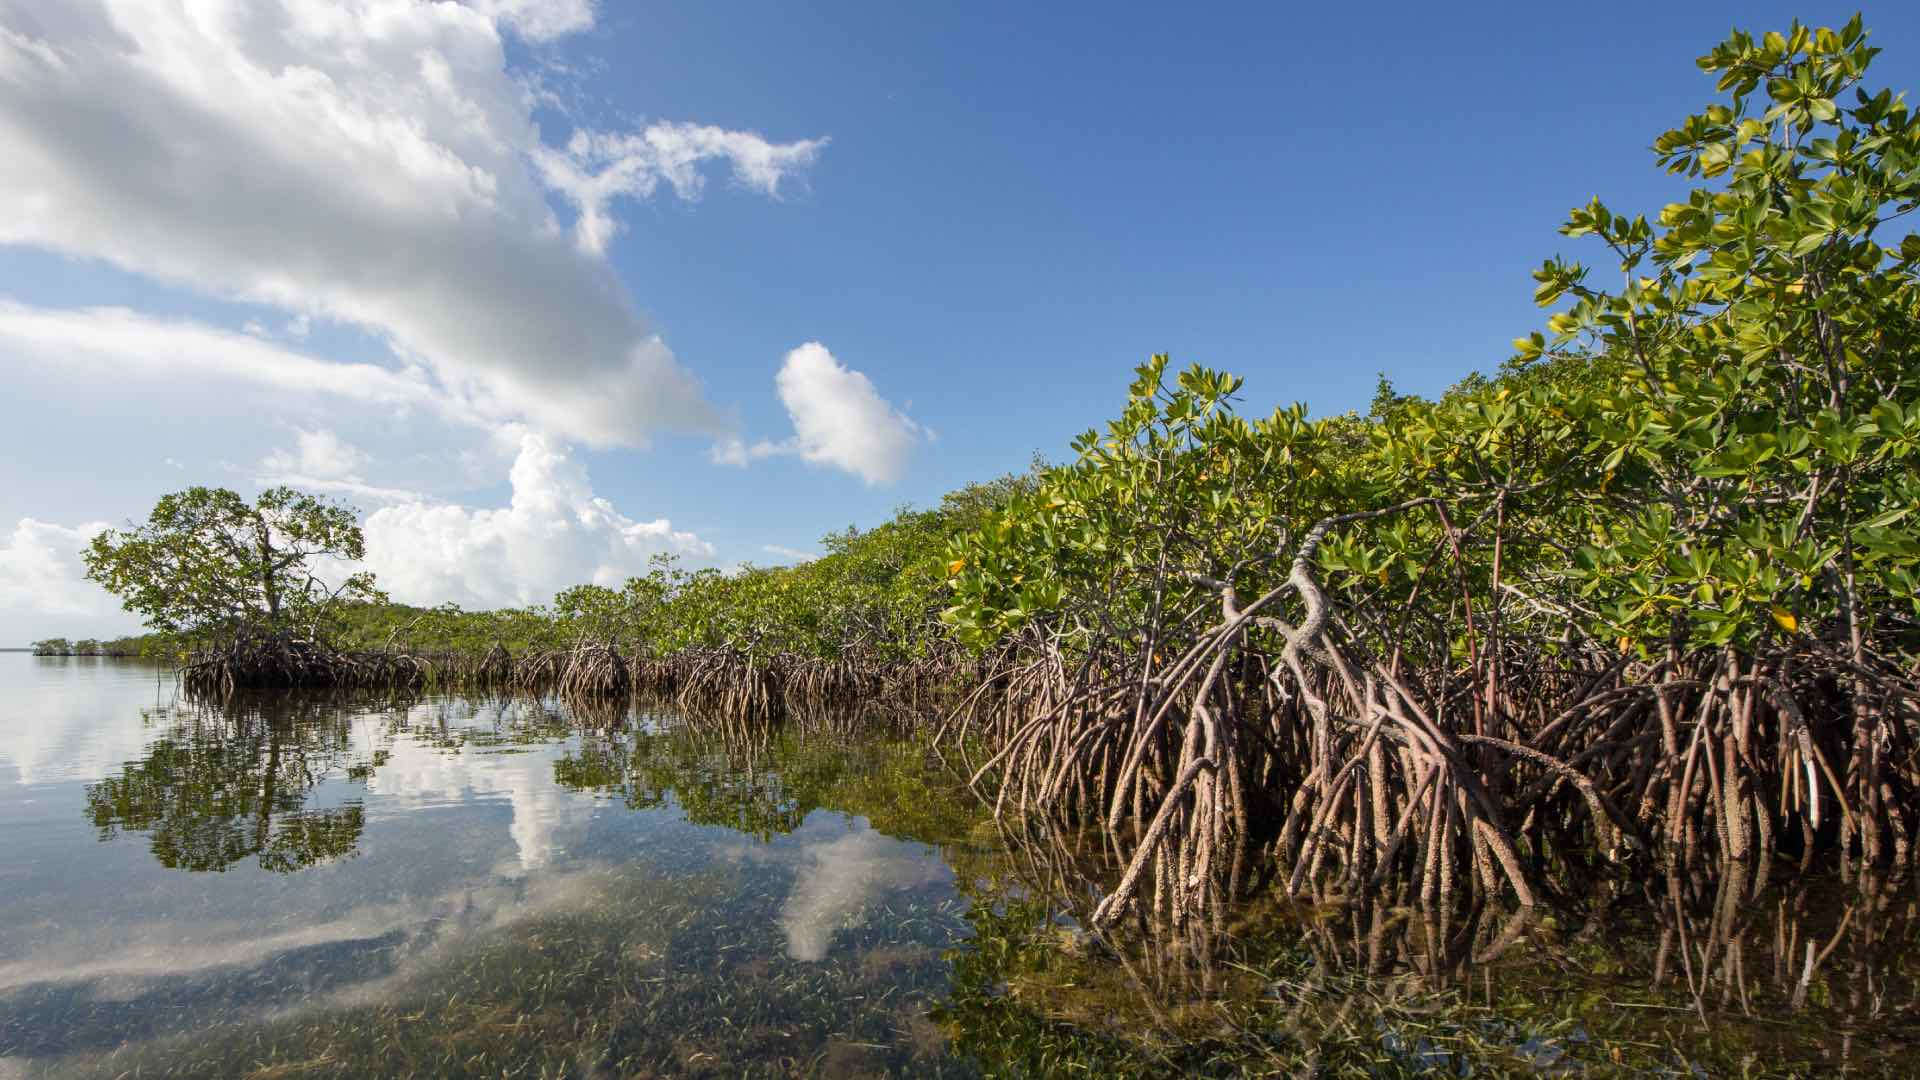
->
[83,486,379,644]
[945,15,1920,661]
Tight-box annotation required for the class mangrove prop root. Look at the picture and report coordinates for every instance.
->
[947,507,1920,932]
[183,544,1919,936]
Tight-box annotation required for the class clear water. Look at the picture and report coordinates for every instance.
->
[0,656,985,1077]
[2,656,1916,1078]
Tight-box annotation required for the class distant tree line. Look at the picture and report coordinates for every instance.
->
[30,636,149,657]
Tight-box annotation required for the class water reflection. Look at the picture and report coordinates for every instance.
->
[359,703,596,874]
[0,661,978,1076]
[554,714,968,961]
[729,818,951,962]
[943,819,1920,1076]
[2,657,1917,1076]
[85,695,366,872]
[1,658,169,787]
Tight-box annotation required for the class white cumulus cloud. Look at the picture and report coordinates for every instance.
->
[0,517,139,642]
[0,1,841,630]
[0,0,824,447]
[257,427,423,503]
[0,518,111,617]
[363,431,713,610]
[264,427,366,481]
[713,342,926,486]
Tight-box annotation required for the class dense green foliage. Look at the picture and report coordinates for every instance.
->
[540,480,1028,664]
[922,17,1920,924]
[947,15,1920,663]
[286,476,1037,666]
[82,486,379,645]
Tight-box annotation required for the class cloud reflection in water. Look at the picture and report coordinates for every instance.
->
[730,814,949,962]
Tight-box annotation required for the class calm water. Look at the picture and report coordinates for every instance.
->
[2,656,1917,1077]
[0,657,989,1077]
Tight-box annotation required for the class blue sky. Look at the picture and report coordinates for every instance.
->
[2,1,1917,641]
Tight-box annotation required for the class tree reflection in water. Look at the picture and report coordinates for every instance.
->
[939,814,1920,1076]
[47,694,1920,1076]
[83,693,374,873]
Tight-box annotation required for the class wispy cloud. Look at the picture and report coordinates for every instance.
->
[0,0,821,448]
[467,0,599,43]
[0,302,449,418]
[263,428,367,482]
[535,123,829,256]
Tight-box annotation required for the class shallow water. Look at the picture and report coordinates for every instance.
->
[1,656,1916,1077]
[0,657,987,1077]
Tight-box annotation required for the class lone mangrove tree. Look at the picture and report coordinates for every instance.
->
[82,485,378,645]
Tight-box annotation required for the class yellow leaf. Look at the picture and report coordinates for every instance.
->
[1617,636,1632,653]
[946,559,966,576]
[1771,606,1799,633]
